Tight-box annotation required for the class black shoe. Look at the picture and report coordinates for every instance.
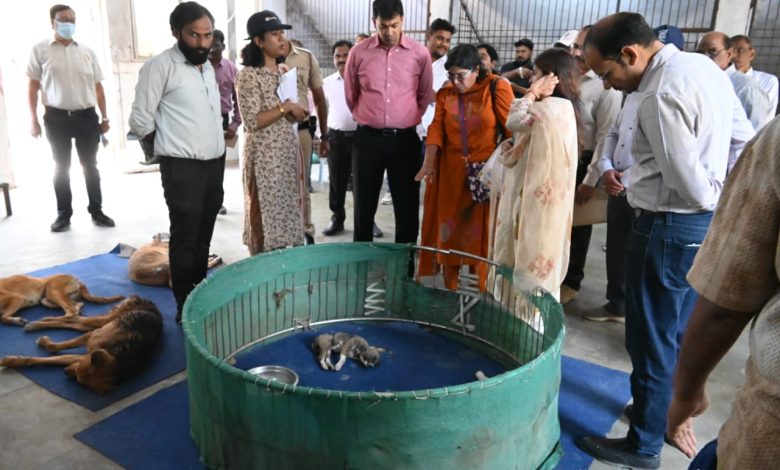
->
[307,185,314,193]
[218,205,227,215]
[305,234,315,245]
[576,436,660,469]
[582,303,625,323]
[322,220,345,236]
[91,211,115,227]
[50,214,71,232]
[373,223,384,238]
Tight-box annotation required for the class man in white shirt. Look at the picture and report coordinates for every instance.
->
[731,34,779,116]
[581,92,640,323]
[321,40,358,236]
[417,18,455,141]
[28,4,114,232]
[561,26,622,305]
[128,2,225,324]
[697,32,772,133]
[579,12,738,469]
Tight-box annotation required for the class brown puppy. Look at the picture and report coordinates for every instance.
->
[128,233,222,286]
[0,274,124,326]
[1,296,163,394]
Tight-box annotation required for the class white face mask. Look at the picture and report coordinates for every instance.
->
[55,21,76,40]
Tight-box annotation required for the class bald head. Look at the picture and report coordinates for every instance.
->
[697,31,732,70]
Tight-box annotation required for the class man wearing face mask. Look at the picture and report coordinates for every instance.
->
[28,4,114,232]
[129,1,225,324]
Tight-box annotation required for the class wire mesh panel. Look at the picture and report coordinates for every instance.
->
[450,0,717,67]
[286,0,431,77]
[750,0,780,78]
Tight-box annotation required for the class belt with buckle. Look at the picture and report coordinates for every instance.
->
[45,106,95,117]
[358,125,416,137]
[330,129,356,138]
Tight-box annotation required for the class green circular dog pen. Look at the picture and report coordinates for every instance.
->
[183,243,565,469]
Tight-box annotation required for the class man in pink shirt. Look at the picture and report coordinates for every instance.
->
[344,0,433,243]
[209,29,241,215]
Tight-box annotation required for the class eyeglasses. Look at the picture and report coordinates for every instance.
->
[698,48,726,58]
[732,47,752,54]
[447,69,474,82]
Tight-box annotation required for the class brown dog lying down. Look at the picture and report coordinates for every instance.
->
[128,233,222,286]
[0,274,124,326]
[0,296,163,394]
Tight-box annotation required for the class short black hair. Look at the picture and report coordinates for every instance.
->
[514,38,534,50]
[50,4,73,20]
[476,43,498,62]
[332,40,353,54]
[169,1,214,33]
[212,29,225,44]
[585,12,657,60]
[731,34,752,47]
[372,0,403,19]
[428,18,455,36]
[445,44,488,82]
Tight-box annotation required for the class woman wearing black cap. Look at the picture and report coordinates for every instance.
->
[236,11,309,254]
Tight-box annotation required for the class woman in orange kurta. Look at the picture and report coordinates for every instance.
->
[415,44,514,290]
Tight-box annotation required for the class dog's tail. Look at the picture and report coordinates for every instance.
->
[79,283,124,303]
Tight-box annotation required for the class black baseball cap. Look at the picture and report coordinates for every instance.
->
[246,11,291,39]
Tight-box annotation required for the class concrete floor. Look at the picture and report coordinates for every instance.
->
[0,158,749,469]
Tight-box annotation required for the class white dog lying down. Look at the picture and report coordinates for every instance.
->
[311,332,387,371]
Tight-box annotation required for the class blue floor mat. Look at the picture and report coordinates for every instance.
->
[233,322,508,391]
[76,356,631,469]
[0,246,187,411]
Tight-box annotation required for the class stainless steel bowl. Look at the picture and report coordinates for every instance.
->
[247,365,299,386]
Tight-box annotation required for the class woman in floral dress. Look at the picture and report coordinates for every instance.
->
[236,11,308,254]
[491,48,580,302]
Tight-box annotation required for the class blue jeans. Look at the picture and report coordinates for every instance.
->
[625,210,712,455]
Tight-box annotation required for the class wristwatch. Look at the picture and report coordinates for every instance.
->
[101,117,110,122]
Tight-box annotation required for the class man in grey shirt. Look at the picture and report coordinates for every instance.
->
[129,1,225,324]
[578,13,737,469]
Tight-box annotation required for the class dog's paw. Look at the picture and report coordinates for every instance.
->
[24,321,43,331]
[0,356,24,368]
[319,360,330,371]
[36,336,54,350]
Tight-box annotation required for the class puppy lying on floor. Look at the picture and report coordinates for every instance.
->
[0,274,124,326]
[0,296,163,394]
[312,332,387,371]
[128,233,222,286]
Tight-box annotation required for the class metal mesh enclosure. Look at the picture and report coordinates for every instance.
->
[451,0,718,65]
[750,0,780,78]
[286,0,431,77]
[183,243,566,469]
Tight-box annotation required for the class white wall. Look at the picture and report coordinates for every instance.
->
[0,69,13,187]
[714,0,752,36]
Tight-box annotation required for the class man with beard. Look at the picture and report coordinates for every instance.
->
[560,25,621,307]
[499,38,534,97]
[418,18,455,141]
[129,1,225,324]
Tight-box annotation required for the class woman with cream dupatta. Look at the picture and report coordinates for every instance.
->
[490,48,580,323]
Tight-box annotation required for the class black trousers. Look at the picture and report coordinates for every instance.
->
[563,150,594,291]
[605,194,635,313]
[352,127,422,243]
[159,156,225,315]
[43,106,102,216]
[327,129,355,222]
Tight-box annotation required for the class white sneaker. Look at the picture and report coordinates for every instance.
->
[381,192,393,205]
